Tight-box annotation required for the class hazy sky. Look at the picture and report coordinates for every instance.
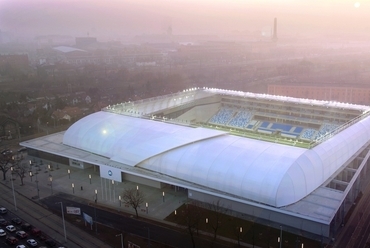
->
[1,0,369,39]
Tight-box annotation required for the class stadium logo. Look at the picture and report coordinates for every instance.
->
[108,170,113,176]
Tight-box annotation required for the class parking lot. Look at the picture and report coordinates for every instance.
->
[0,207,63,247]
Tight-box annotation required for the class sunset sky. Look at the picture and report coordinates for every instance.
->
[0,0,369,39]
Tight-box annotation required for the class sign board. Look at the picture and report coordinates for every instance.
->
[69,158,84,169]
[66,207,81,215]
[128,242,140,248]
[99,165,122,182]
[83,212,93,225]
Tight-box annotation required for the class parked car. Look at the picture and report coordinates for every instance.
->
[21,223,32,231]
[27,239,38,247]
[0,218,8,226]
[30,227,41,236]
[16,245,26,248]
[0,207,7,214]
[16,230,28,239]
[45,239,56,247]
[11,218,22,225]
[6,225,16,232]
[0,228,6,236]
[6,236,18,245]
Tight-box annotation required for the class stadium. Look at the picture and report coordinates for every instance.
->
[21,87,370,240]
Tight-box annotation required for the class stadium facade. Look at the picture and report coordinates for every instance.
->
[21,88,370,240]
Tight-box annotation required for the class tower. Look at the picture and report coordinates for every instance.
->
[272,18,278,42]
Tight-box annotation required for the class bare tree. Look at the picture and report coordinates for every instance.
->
[177,201,204,248]
[122,188,145,218]
[0,152,13,180]
[207,200,229,246]
[13,160,28,185]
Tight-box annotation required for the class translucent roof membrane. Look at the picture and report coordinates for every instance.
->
[63,111,370,207]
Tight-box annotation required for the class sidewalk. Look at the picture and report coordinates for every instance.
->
[24,156,188,220]
[1,154,188,247]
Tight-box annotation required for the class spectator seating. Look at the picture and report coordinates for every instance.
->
[228,110,254,128]
[209,108,235,125]
[300,129,317,140]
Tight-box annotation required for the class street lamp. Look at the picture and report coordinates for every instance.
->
[146,202,148,214]
[136,185,139,196]
[72,183,75,194]
[89,174,91,184]
[55,202,67,241]
[162,191,165,202]
[29,171,33,182]
[238,226,243,247]
[115,233,124,248]
[279,225,283,248]
[10,167,17,211]
[35,173,39,199]
[68,169,70,179]
[95,189,98,203]
[174,210,177,216]
[119,195,121,207]
[49,176,53,195]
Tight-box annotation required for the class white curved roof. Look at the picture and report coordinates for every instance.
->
[63,111,370,207]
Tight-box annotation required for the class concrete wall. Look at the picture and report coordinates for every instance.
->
[123,173,162,188]
[188,190,330,237]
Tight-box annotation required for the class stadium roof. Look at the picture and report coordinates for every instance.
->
[62,110,370,207]
[53,46,87,53]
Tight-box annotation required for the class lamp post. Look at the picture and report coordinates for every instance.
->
[68,169,70,179]
[35,173,39,199]
[49,176,53,195]
[10,167,17,211]
[238,226,243,247]
[162,191,165,202]
[146,202,148,214]
[72,183,75,194]
[136,185,139,196]
[29,171,33,182]
[48,164,51,176]
[279,226,283,248]
[95,189,98,203]
[89,174,91,184]
[119,195,121,207]
[115,233,124,248]
[56,202,67,241]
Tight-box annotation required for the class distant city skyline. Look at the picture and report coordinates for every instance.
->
[0,0,369,41]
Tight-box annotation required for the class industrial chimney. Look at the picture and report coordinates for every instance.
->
[272,18,278,42]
